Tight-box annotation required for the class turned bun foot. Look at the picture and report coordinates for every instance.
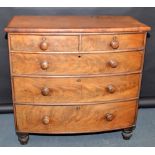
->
[17,133,29,145]
[122,130,133,140]
[122,126,135,140]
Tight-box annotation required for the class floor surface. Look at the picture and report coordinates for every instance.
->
[0,108,155,147]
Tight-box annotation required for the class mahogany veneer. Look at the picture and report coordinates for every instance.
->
[5,16,150,144]
[11,51,143,75]
[13,74,140,104]
[15,101,137,133]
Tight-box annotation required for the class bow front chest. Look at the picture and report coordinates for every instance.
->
[5,16,150,144]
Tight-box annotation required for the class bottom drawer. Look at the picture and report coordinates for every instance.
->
[15,100,137,133]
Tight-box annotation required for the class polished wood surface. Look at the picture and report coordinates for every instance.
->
[5,16,150,141]
[5,16,151,33]
[9,33,145,52]
[10,35,79,52]
[15,100,137,133]
[13,74,140,104]
[11,51,143,75]
[81,34,145,51]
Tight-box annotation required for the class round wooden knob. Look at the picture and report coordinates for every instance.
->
[105,113,114,121]
[40,40,48,51]
[106,84,116,93]
[40,61,49,70]
[42,116,50,125]
[41,87,50,96]
[108,60,118,68]
[110,37,119,49]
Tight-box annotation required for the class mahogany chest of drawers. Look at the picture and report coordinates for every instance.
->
[5,16,150,144]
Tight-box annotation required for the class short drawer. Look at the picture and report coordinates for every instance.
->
[11,51,143,75]
[9,34,79,52]
[81,33,145,51]
[13,74,140,104]
[15,100,137,133]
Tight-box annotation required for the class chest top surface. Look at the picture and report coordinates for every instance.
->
[5,16,150,33]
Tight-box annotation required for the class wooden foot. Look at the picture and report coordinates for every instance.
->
[17,133,29,145]
[122,126,135,140]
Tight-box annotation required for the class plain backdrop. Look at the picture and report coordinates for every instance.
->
[0,7,154,106]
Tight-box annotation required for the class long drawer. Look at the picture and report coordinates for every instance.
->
[15,100,137,133]
[11,51,143,75]
[13,74,140,104]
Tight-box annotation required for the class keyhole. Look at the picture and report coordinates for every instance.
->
[76,106,81,110]
[42,37,46,41]
[77,79,81,82]
[78,55,81,58]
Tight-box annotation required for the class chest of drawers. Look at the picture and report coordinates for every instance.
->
[5,16,150,145]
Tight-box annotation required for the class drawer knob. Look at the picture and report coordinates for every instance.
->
[40,38,48,51]
[105,113,114,121]
[41,87,50,96]
[108,60,118,68]
[40,61,49,70]
[42,116,50,125]
[106,84,116,93]
[110,37,119,49]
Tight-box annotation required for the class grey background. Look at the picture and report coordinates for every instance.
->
[0,7,155,106]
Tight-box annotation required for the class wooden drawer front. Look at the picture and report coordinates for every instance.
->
[11,51,143,75]
[81,33,145,51]
[10,35,79,52]
[13,74,140,104]
[15,101,137,133]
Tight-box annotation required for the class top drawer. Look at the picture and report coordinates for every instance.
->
[9,33,145,52]
[81,33,145,51]
[9,35,79,52]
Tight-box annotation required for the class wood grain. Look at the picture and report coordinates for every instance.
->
[10,34,79,52]
[5,16,151,33]
[15,100,137,133]
[81,34,145,51]
[11,51,143,75]
[13,74,140,104]
[5,16,150,137]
